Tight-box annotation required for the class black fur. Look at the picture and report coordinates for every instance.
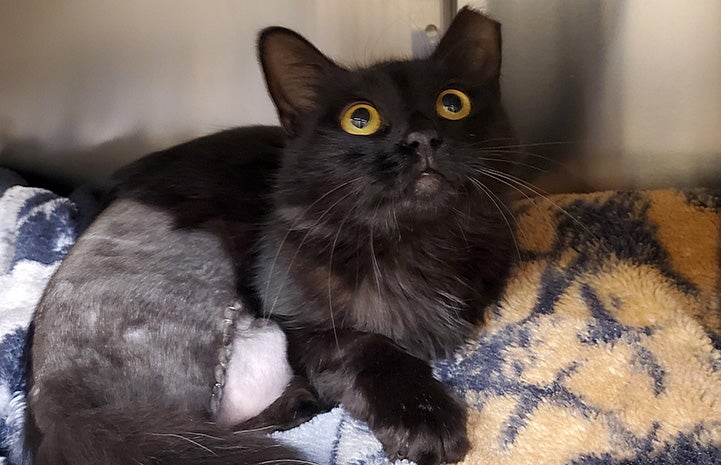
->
[255,8,516,465]
[26,7,518,465]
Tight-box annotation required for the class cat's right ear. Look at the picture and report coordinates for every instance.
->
[258,27,343,137]
[432,7,502,84]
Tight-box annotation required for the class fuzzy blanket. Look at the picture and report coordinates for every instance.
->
[0,169,719,465]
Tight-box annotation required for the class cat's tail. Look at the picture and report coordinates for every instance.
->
[25,406,310,465]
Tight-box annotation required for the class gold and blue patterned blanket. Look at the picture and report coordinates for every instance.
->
[434,189,721,465]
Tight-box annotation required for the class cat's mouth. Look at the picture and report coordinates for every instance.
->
[391,169,455,218]
[409,169,446,197]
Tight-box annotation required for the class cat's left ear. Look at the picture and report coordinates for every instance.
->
[258,27,344,136]
[432,7,502,83]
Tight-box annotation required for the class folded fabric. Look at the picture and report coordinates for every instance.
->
[0,173,719,465]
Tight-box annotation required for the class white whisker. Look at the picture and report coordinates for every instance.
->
[263,179,360,313]
[146,433,216,455]
[266,190,357,319]
[369,222,382,296]
[328,200,359,357]
[475,167,612,255]
[467,177,522,262]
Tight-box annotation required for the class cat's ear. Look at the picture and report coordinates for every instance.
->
[258,27,343,136]
[432,7,502,83]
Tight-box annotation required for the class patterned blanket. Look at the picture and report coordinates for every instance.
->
[439,190,721,465]
[0,169,84,465]
[0,168,719,464]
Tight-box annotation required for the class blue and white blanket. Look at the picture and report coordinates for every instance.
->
[1,168,720,465]
[0,169,81,464]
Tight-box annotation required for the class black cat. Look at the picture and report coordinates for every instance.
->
[25,7,517,465]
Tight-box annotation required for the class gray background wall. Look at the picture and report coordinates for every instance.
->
[474,0,721,191]
[0,0,446,184]
[1,0,719,191]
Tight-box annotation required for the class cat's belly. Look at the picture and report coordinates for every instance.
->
[215,315,292,427]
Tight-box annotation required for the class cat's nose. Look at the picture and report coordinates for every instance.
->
[404,130,442,151]
[404,131,443,169]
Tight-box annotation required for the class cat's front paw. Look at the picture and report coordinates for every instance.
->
[369,378,469,465]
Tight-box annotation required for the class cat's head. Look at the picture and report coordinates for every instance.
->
[258,7,516,232]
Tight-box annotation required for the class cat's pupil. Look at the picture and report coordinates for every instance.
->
[351,108,371,128]
[442,93,462,113]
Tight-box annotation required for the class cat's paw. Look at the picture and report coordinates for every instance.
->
[369,378,469,465]
[237,376,327,431]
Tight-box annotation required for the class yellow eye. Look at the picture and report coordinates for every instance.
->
[436,89,471,120]
[340,102,382,135]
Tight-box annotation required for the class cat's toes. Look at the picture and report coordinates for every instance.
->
[373,386,469,465]
[383,422,469,465]
[279,388,327,430]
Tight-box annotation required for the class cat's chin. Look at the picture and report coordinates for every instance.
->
[404,170,452,202]
[392,173,455,220]
[412,171,443,197]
